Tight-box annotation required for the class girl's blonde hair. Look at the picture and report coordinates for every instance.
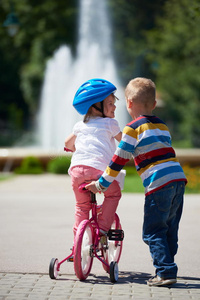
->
[83,102,102,123]
[83,106,93,123]
[83,93,117,123]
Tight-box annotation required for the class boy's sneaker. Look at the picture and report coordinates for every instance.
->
[147,275,177,286]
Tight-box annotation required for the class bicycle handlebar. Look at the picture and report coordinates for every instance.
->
[78,183,89,193]
[64,147,73,152]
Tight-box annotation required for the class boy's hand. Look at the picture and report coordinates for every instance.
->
[85,181,99,193]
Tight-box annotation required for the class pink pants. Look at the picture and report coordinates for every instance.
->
[70,165,121,237]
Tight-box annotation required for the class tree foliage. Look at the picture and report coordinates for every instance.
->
[108,0,166,84]
[146,0,200,146]
[0,0,78,143]
[1,0,200,147]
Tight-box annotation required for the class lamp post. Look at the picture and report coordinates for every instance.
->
[3,1,20,36]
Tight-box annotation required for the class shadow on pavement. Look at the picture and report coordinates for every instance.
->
[56,272,200,289]
[55,271,151,285]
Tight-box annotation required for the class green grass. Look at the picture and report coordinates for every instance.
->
[122,166,144,193]
[123,175,144,193]
[122,165,200,194]
[0,174,15,182]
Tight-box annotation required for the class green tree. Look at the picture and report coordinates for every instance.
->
[108,0,166,84]
[15,0,78,113]
[147,0,200,147]
[0,0,78,145]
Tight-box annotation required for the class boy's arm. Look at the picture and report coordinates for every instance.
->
[86,157,126,193]
[86,146,132,193]
[86,179,108,193]
[85,181,99,193]
[86,125,136,193]
[65,133,76,152]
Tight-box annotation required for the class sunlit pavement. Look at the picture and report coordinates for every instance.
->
[0,174,200,299]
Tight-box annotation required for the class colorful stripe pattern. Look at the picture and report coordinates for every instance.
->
[99,115,187,195]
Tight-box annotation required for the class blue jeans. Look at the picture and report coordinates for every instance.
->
[143,181,185,279]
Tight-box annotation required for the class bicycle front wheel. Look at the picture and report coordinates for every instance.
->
[102,213,123,272]
[74,220,94,280]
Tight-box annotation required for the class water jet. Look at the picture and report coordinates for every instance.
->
[37,0,128,150]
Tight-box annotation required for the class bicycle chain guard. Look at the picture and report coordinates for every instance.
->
[107,229,124,241]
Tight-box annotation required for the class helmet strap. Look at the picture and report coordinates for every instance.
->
[92,102,106,118]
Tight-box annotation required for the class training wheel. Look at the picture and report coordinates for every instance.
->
[49,258,59,279]
[109,261,118,283]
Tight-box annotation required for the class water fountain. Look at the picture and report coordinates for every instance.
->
[38,0,128,150]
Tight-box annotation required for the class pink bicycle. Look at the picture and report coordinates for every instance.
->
[49,182,124,283]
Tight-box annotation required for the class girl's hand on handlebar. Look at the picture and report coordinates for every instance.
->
[85,181,99,194]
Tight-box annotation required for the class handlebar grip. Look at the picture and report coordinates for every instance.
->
[78,183,89,193]
[64,147,73,152]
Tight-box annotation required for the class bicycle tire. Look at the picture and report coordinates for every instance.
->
[110,261,119,283]
[49,258,59,279]
[102,213,123,273]
[74,220,94,280]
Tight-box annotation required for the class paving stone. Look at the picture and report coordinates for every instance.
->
[0,176,200,300]
[1,273,200,299]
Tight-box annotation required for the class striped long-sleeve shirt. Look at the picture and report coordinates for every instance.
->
[99,115,187,195]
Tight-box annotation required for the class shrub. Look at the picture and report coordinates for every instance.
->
[183,165,200,193]
[14,156,44,174]
[47,156,71,174]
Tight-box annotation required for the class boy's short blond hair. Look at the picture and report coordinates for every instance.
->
[125,77,156,106]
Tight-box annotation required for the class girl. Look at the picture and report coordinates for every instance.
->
[65,78,125,239]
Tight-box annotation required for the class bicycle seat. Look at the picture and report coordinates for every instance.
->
[78,183,89,193]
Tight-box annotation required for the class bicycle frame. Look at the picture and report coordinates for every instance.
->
[88,191,110,270]
[49,147,124,282]
[56,190,110,272]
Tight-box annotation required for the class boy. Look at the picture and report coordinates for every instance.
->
[86,77,187,286]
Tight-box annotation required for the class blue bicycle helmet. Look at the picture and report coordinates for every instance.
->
[73,78,117,115]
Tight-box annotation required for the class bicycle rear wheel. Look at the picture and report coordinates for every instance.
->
[102,213,123,272]
[74,220,94,280]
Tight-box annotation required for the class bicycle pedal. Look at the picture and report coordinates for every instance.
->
[107,229,124,241]
[67,256,74,262]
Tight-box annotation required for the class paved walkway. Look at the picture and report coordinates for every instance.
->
[0,174,200,299]
[1,272,200,300]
